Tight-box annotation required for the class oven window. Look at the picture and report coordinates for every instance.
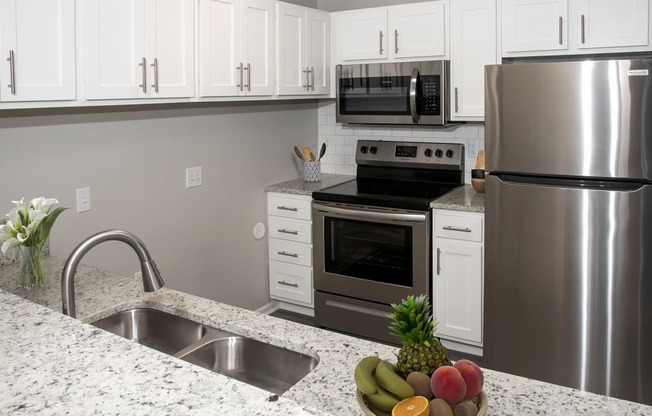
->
[325,217,413,286]
[339,75,411,115]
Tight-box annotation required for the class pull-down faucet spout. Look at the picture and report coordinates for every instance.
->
[61,230,164,318]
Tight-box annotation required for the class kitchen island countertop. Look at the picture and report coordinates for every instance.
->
[1,257,651,415]
[432,184,485,213]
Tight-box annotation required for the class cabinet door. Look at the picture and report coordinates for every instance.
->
[241,0,273,95]
[503,0,568,53]
[145,0,194,98]
[275,2,306,95]
[84,0,147,100]
[434,240,483,343]
[0,0,76,102]
[389,2,446,59]
[339,8,387,61]
[305,9,330,94]
[577,0,648,49]
[198,0,240,97]
[450,0,497,120]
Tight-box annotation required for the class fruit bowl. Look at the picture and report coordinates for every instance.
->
[356,389,488,416]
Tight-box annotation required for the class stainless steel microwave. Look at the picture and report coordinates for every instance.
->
[335,60,452,126]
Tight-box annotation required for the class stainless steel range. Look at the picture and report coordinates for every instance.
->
[312,140,464,345]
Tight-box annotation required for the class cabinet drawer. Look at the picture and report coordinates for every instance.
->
[435,214,483,242]
[269,239,312,267]
[269,261,313,306]
[267,193,312,220]
[268,217,312,244]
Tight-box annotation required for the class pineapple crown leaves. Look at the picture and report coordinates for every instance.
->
[388,294,439,347]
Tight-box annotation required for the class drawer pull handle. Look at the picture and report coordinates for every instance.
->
[277,206,298,212]
[436,248,441,275]
[278,229,299,235]
[443,225,472,233]
[278,280,299,288]
[278,251,299,258]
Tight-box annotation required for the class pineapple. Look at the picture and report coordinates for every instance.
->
[389,294,452,377]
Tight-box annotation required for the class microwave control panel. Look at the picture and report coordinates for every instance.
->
[420,75,441,116]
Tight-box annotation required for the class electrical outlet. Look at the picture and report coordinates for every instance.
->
[135,271,142,280]
[76,187,91,213]
[185,166,202,188]
[468,140,479,159]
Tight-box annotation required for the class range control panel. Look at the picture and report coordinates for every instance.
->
[356,140,464,169]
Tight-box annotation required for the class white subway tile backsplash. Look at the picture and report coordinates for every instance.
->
[317,101,485,183]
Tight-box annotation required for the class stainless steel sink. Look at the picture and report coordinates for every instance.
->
[91,308,318,394]
[91,308,208,355]
[177,337,319,395]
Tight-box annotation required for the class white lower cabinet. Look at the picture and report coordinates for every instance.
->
[267,192,313,309]
[433,209,484,349]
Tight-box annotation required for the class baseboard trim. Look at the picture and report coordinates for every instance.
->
[255,300,280,315]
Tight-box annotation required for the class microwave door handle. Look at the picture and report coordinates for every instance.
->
[409,68,419,124]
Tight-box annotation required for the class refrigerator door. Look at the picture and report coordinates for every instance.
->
[485,59,652,181]
[484,175,652,404]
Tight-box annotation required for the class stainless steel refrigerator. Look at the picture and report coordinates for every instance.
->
[484,58,652,405]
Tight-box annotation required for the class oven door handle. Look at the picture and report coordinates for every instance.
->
[314,203,426,223]
[409,67,420,124]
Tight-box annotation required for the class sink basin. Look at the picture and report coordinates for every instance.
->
[91,307,318,394]
[91,308,207,355]
[178,336,319,395]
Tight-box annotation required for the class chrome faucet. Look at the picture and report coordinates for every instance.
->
[61,229,164,317]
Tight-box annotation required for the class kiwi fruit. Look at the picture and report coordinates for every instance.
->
[406,371,433,399]
[429,398,453,416]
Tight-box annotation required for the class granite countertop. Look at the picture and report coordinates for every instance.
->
[432,184,485,213]
[265,174,355,196]
[1,258,651,415]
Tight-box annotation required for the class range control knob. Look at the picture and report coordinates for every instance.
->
[446,149,455,158]
[360,146,369,154]
[370,146,379,154]
[424,148,433,157]
[434,149,444,158]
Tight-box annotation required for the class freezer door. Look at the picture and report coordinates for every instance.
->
[485,59,652,181]
[484,175,652,405]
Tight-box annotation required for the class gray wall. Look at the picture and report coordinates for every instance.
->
[318,0,431,12]
[0,101,317,310]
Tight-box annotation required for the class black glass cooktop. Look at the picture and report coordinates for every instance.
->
[312,178,460,211]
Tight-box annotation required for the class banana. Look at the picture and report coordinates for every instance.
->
[365,385,401,412]
[367,402,393,416]
[354,356,382,395]
[375,360,415,400]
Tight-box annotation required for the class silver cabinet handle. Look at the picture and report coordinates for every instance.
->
[443,225,472,233]
[138,57,147,93]
[244,63,251,91]
[559,16,563,45]
[302,66,309,89]
[436,248,441,275]
[454,87,459,113]
[278,229,299,235]
[150,58,159,93]
[7,50,15,94]
[309,66,315,91]
[277,251,299,258]
[580,14,585,44]
[394,29,399,54]
[379,30,384,55]
[277,205,298,211]
[278,280,299,288]
[237,62,243,91]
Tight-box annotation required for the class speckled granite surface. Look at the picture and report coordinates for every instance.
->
[265,174,355,196]
[1,257,651,415]
[432,185,485,213]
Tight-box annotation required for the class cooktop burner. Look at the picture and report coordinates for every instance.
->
[313,140,464,211]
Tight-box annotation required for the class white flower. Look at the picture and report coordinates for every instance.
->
[0,222,18,253]
[31,197,58,214]
[0,196,66,253]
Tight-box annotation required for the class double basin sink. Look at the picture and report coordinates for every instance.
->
[91,308,318,395]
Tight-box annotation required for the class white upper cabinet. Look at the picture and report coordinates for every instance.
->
[276,2,330,95]
[83,0,194,100]
[390,2,446,59]
[199,0,273,97]
[332,1,448,62]
[503,0,650,56]
[450,0,497,121]
[0,0,76,102]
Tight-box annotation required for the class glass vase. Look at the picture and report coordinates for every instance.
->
[17,245,46,288]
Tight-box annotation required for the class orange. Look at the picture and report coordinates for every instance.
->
[391,396,430,416]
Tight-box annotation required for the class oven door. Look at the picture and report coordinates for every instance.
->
[313,201,430,305]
